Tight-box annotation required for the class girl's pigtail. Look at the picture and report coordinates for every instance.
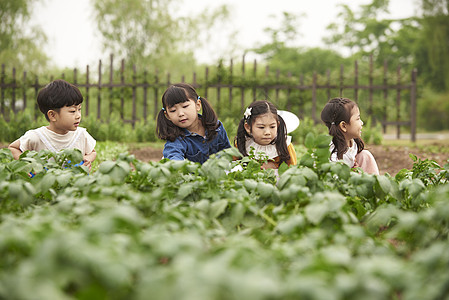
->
[275,116,290,164]
[156,108,183,142]
[354,138,365,154]
[235,118,249,156]
[328,124,347,160]
[199,96,219,141]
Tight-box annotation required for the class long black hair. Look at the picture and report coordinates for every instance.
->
[320,97,364,159]
[156,83,219,142]
[235,100,290,164]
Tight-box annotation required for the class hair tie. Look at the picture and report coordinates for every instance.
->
[331,121,335,125]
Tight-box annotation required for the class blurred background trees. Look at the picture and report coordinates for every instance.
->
[1,0,448,131]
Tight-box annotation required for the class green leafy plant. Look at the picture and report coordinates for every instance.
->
[0,136,448,299]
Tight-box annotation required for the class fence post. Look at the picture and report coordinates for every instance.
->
[85,65,89,117]
[12,68,16,114]
[369,55,373,118]
[120,59,125,118]
[132,65,137,127]
[34,76,39,120]
[339,64,344,97]
[109,54,114,117]
[154,70,159,120]
[410,68,417,142]
[275,69,280,104]
[23,71,27,111]
[383,60,388,133]
[252,60,257,101]
[240,55,245,112]
[216,61,222,115]
[143,70,148,122]
[396,66,401,139]
[312,71,317,123]
[354,61,358,102]
[229,58,233,107]
[1,64,4,116]
[97,60,102,120]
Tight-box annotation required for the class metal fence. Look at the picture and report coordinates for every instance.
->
[1,54,417,141]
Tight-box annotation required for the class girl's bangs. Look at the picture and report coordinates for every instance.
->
[164,88,190,108]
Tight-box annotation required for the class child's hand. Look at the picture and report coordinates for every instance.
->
[82,157,92,171]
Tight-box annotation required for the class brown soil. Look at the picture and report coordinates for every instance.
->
[366,144,448,176]
[128,144,449,176]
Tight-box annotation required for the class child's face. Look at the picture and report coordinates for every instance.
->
[245,113,278,145]
[342,105,363,141]
[165,98,201,131]
[48,104,82,134]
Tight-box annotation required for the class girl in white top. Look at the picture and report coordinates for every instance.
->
[235,100,297,169]
[8,79,96,170]
[321,97,379,175]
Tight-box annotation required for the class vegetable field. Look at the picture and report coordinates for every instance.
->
[1,133,449,300]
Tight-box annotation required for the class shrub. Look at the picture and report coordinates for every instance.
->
[417,88,449,131]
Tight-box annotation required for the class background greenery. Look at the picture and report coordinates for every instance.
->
[1,0,448,138]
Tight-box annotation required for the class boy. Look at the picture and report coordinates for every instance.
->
[8,79,96,170]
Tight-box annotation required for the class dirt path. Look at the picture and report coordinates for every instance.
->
[367,144,448,175]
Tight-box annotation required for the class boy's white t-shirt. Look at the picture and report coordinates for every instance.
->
[329,139,358,168]
[18,126,96,155]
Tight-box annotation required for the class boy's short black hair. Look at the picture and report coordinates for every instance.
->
[37,79,83,121]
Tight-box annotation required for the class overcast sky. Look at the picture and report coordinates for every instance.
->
[32,0,417,68]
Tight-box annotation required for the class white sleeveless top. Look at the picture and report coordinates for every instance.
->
[329,139,358,167]
[19,126,96,155]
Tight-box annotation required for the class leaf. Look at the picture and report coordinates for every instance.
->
[257,182,275,198]
[177,183,194,199]
[315,134,332,148]
[243,179,258,191]
[409,153,418,162]
[299,153,314,168]
[56,173,72,188]
[305,202,328,225]
[277,215,305,234]
[99,161,116,174]
[376,175,391,194]
[230,202,246,226]
[304,132,315,149]
[209,199,228,218]
[39,173,56,192]
[278,162,289,176]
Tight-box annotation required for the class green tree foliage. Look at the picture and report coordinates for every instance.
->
[253,12,347,76]
[91,0,229,75]
[0,0,48,72]
[324,0,419,70]
[418,0,449,90]
[325,0,449,91]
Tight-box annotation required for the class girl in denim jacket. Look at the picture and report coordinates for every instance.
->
[156,83,231,164]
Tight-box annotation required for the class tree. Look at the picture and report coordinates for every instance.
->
[253,12,347,76]
[91,0,229,75]
[0,0,48,73]
[324,0,420,70]
[418,0,449,90]
[324,0,449,91]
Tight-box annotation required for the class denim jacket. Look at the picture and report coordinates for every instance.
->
[163,121,231,164]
